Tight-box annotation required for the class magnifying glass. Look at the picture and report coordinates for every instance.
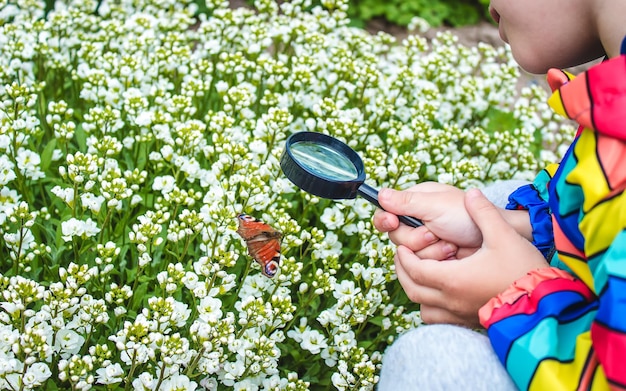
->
[280,131,423,228]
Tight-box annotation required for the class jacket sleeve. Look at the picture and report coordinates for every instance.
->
[478,268,601,390]
[505,164,559,260]
[479,129,626,391]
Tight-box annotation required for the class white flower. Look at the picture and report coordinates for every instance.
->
[4,228,34,254]
[129,194,142,206]
[0,187,20,224]
[215,80,229,93]
[334,331,356,352]
[362,267,385,286]
[182,271,199,290]
[0,135,10,150]
[138,253,151,267]
[317,308,340,328]
[0,155,16,185]
[96,363,124,385]
[132,371,156,390]
[237,274,271,300]
[170,300,192,328]
[341,199,372,221]
[198,297,222,324]
[160,145,174,161]
[437,172,454,184]
[222,359,246,383]
[159,374,197,391]
[22,362,51,387]
[299,328,328,354]
[54,328,85,357]
[333,280,359,300]
[61,218,101,242]
[60,219,82,242]
[80,193,105,213]
[51,186,74,205]
[270,177,295,194]
[50,149,64,162]
[312,231,342,259]
[319,207,345,230]
[134,111,153,126]
[120,343,151,366]
[234,379,259,391]
[16,148,44,180]
[349,263,364,278]
[200,377,219,390]
[248,139,267,156]
[0,325,19,353]
[152,175,176,194]
[331,371,350,391]
[2,374,21,391]
[408,16,431,33]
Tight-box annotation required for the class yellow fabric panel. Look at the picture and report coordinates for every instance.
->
[545,163,559,177]
[559,252,594,289]
[548,91,568,118]
[579,194,626,257]
[529,332,608,391]
[591,365,608,391]
[566,130,610,211]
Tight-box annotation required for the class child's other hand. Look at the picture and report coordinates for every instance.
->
[373,182,482,260]
[394,188,549,328]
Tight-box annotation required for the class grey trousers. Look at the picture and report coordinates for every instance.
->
[377,325,518,390]
[377,180,528,390]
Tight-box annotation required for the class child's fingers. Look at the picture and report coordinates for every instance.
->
[372,209,400,232]
[387,225,444,254]
[378,188,439,220]
[395,245,449,306]
[464,189,515,244]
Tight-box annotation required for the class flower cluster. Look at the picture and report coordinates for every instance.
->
[0,0,573,389]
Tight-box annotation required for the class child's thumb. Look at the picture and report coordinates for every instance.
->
[464,188,512,242]
[378,188,429,218]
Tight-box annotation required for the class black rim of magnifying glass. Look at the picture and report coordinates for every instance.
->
[280,132,424,228]
[280,132,366,200]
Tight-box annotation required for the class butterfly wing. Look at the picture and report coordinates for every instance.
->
[244,234,282,277]
[236,214,283,278]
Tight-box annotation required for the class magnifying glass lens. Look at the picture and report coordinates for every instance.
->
[281,132,423,228]
[290,141,359,181]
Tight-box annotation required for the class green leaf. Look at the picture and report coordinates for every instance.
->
[40,138,57,173]
[367,315,385,327]
[130,281,150,310]
[74,123,87,151]
[484,107,521,134]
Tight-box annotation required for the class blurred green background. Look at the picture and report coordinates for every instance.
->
[346,0,491,28]
[46,0,493,28]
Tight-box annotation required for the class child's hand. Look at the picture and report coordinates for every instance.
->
[373,182,482,260]
[394,189,549,328]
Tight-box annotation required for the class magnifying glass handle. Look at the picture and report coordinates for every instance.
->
[358,184,423,228]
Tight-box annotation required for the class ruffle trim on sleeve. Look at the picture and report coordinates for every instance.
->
[478,267,597,328]
[506,184,554,259]
[478,267,586,328]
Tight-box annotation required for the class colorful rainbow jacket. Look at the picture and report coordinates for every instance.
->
[478,45,626,390]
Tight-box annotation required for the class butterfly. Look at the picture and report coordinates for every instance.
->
[236,214,283,278]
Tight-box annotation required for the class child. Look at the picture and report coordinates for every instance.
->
[372,0,626,389]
